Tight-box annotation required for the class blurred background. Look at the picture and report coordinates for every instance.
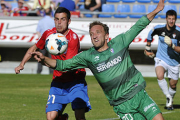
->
[1,0,180,76]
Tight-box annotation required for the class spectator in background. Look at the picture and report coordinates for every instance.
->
[59,0,75,11]
[36,7,54,74]
[75,0,101,18]
[12,0,31,16]
[1,0,11,9]
[32,0,50,10]
[0,2,11,16]
[32,0,50,16]
[51,0,64,10]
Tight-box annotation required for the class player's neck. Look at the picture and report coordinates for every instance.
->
[166,24,175,31]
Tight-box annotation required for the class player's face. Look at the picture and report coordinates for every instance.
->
[54,13,71,35]
[166,15,176,29]
[90,25,109,52]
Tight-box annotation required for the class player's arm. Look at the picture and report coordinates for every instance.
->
[164,36,180,53]
[118,0,164,47]
[144,41,155,58]
[15,44,38,74]
[147,0,164,21]
[31,51,87,71]
[90,0,101,11]
[144,27,156,58]
[31,51,57,68]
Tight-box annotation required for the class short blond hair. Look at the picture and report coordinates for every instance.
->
[89,21,109,34]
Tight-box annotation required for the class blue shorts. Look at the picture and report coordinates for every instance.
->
[46,79,91,113]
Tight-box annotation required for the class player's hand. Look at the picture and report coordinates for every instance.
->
[164,36,172,46]
[164,36,176,49]
[144,49,155,58]
[15,65,24,74]
[31,51,45,62]
[156,0,164,12]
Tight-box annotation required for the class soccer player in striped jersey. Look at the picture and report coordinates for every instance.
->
[15,7,91,120]
[144,10,180,110]
[31,0,165,119]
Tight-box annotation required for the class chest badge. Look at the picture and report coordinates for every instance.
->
[161,32,165,36]
[110,48,114,53]
[94,56,99,61]
[173,33,176,38]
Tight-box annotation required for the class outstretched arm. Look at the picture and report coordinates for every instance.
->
[31,51,57,68]
[15,44,38,74]
[147,0,164,21]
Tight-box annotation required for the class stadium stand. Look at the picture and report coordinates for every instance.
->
[137,0,151,3]
[122,0,136,3]
[178,6,180,18]
[114,4,130,18]
[4,0,14,1]
[148,5,159,18]
[159,5,177,18]
[152,0,160,3]
[129,4,146,18]
[168,0,180,3]
[99,4,115,18]
[10,2,18,10]
[78,4,93,18]
[106,0,121,2]
[1,0,180,19]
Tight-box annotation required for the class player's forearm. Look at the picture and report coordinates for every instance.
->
[146,42,151,46]
[145,42,152,52]
[20,45,37,66]
[44,57,57,69]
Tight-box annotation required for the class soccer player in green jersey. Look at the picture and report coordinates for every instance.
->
[31,0,165,119]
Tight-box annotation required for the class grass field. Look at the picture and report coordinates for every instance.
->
[0,74,180,120]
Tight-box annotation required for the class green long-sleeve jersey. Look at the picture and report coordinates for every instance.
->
[55,16,151,106]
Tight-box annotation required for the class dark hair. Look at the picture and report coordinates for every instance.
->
[54,7,71,20]
[166,10,177,20]
[45,7,52,15]
[89,21,109,34]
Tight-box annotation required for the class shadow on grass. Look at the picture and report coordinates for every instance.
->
[159,104,180,109]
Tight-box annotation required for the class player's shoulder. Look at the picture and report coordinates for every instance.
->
[68,29,78,36]
[45,27,56,33]
[154,24,166,29]
[175,25,180,32]
[67,29,79,40]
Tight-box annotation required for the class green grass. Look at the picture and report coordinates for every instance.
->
[0,74,180,120]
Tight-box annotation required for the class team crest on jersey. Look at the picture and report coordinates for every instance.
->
[161,32,165,36]
[110,48,114,53]
[173,33,176,38]
[73,34,77,40]
[94,56,99,61]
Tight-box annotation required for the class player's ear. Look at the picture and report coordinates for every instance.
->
[68,19,71,25]
[105,33,109,41]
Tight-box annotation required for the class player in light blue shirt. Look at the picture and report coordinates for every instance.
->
[144,10,180,110]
